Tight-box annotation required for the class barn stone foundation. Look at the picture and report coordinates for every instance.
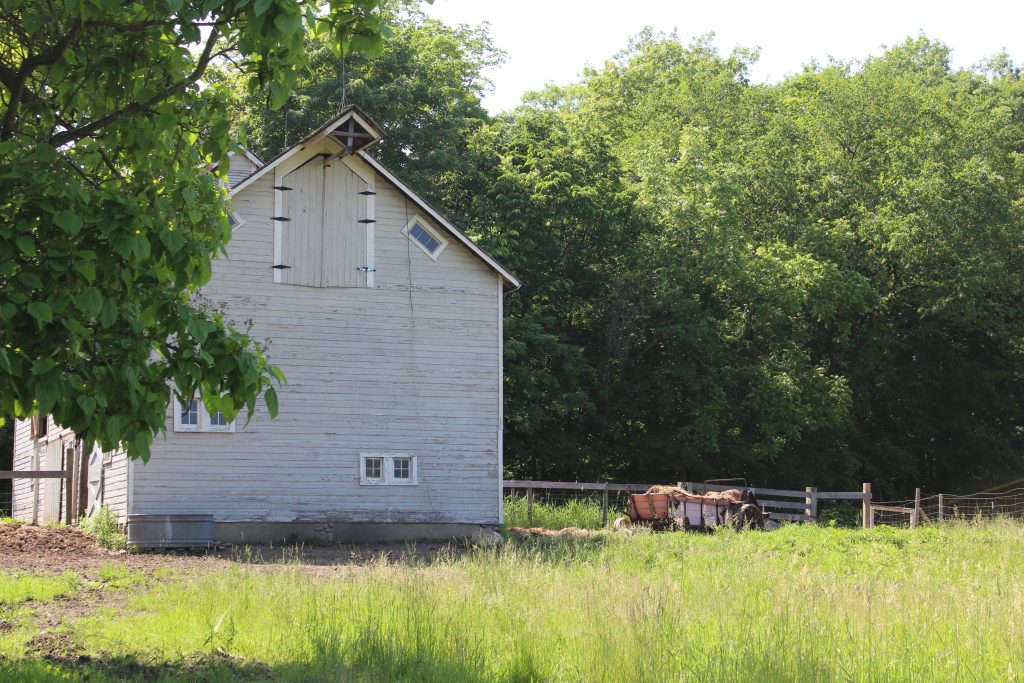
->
[212,522,494,545]
[127,515,501,547]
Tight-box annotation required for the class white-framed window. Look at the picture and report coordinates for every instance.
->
[402,216,447,260]
[360,453,417,485]
[172,391,236,433]
[227,209,246,232]
[207,410,232,432]
[175,398,200,432]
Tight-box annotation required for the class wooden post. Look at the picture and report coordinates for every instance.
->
[31,447,39,525]
[862,483,872,529]
[527,483,534,525]
[912,487,921,529]
[937,493,944,523]
[805,487,818,523]
[64,448,74,525]
[601,484,609,527]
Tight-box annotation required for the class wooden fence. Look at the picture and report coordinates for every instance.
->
[504,480,874,528]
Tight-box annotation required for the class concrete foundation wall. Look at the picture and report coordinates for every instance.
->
[212,521,492,544]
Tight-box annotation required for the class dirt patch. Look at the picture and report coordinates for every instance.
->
[28,629,86,661]
[0,523,110,558]
[0,522,472,578]
[31,649,273,682]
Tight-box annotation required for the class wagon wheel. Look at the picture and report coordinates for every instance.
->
[730,503,765,531]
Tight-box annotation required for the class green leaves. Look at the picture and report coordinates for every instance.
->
[264,386,278,418]
[26,301,53,328]
[53,210,83,236]
[73,288,103,317]
[15,236,35,256]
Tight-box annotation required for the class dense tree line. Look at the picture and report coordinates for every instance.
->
[222,10,1024,495]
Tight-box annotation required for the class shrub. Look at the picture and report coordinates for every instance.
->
[79,506,127,551]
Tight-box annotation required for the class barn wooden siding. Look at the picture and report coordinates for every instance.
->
[225,151,260,186]
[132,143,503,525]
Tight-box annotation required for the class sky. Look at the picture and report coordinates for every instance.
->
[423,0,1024,113]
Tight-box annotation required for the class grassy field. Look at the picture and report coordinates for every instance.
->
[3,520,1024,682]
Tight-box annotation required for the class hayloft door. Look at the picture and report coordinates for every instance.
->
[321,160,369,287]
[279,159,325,287]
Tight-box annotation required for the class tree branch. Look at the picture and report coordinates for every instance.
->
[49,25,220,147]
[0,19,82,140]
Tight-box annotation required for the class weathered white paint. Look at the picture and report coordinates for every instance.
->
[358,153,520,289]
[131,143,506,526]
[225,150,262,186]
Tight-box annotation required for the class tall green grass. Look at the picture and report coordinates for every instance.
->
[0,572,79,606]
[503,495,623,529]
[4,521,1023,681]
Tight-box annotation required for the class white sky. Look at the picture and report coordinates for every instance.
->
[424,0,1024,113]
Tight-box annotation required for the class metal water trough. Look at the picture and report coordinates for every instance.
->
[127,514,215,548]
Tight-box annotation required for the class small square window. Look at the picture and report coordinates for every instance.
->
[365,457,382,481]
[172,390,235,432]
[393,457,411,481]
[360,453,417,485]
[180,400,199,426]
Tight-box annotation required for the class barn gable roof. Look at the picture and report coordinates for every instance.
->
[229,106,521,291]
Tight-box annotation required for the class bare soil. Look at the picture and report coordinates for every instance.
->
[0,522,470,578]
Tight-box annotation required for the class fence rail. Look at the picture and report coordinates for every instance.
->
[503,480,873,527]
[0,470,74,524]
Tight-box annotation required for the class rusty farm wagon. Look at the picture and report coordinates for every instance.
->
[617,479,768,531]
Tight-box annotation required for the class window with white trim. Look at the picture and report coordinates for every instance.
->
[172,392,236,433]
[360,453,417,485]
[176,398,200,432]
[402,216,447,260]
[227,210,246,231]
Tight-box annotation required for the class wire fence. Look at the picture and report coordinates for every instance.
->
[0,484,11,518]
[872,488,1024,527]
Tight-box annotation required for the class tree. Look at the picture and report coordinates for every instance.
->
[0,0,392,459]
[572,34,1024,492]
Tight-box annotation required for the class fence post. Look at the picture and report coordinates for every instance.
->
[938,493,944,523]
[862,483,872,529]
[912,487,921,529]
[527,483,534,525]
[601,484,609,527]
[805,487,818,523]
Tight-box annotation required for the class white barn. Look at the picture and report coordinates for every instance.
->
[10,106,520,544]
